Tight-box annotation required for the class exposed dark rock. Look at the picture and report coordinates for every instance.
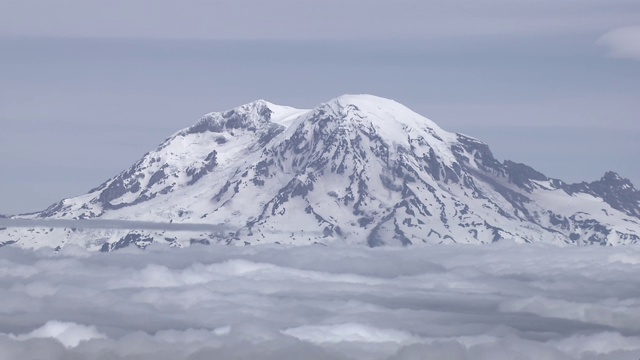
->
[258,123,285,145]
[100,233,154,252]
[39,201,66,218]
[483,221,505,243]
[393,219,412,246]
[187,150,218,185]
[129,181,141,193]
[0,240,17,247]
[189,238,210,245]
[148,168,167,188]
[187,101,273,135]
[98,178,128,204]
[503,160,548,191]
[456,134,502,172]
[564,172,640,218]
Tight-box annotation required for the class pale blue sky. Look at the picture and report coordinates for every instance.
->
[1,0,639,214]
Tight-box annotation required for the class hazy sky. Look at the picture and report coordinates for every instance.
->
[1,0,639,214]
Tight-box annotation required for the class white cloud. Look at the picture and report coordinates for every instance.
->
[1,244,640,359]
[597,26,640,60]
[550,332,640,357]
[10,320,106,348]
[609,251,640,264]
[282,323,420,344]
[498,295,640,331]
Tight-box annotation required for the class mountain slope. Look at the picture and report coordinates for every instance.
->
[2,95,639,250]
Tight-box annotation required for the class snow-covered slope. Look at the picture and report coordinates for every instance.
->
[2,95,639,250]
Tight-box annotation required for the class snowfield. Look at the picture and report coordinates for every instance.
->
[1,243,640,359]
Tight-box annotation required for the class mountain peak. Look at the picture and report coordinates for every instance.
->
[4,95,640,250]
[323,94,424,121]
[561,171,639,218]
[597,171,636,194]
[327,93,401,105]
[234,99,303,118]
[601,171,632,186]
[184,99,306,136]
[314,94,457,145]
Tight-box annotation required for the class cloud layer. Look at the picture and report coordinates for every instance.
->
[1,243,640,359]
[0,218,230,232]
[598,26,640,60]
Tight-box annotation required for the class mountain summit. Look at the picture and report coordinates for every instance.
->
[2,95,639,250]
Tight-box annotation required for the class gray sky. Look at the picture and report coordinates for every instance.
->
[1,0,639,215]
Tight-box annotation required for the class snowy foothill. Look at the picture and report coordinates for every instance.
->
[1,243,639,359]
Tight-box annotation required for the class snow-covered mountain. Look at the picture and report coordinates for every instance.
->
[2,95,639,250]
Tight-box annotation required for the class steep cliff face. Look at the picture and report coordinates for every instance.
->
[3,95,639,250]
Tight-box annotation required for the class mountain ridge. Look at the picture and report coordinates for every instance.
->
[2,94,639,250]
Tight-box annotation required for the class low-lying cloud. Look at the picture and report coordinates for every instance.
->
[1,243,639,359]
[0,218,230,232]
[9,321,106,348]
